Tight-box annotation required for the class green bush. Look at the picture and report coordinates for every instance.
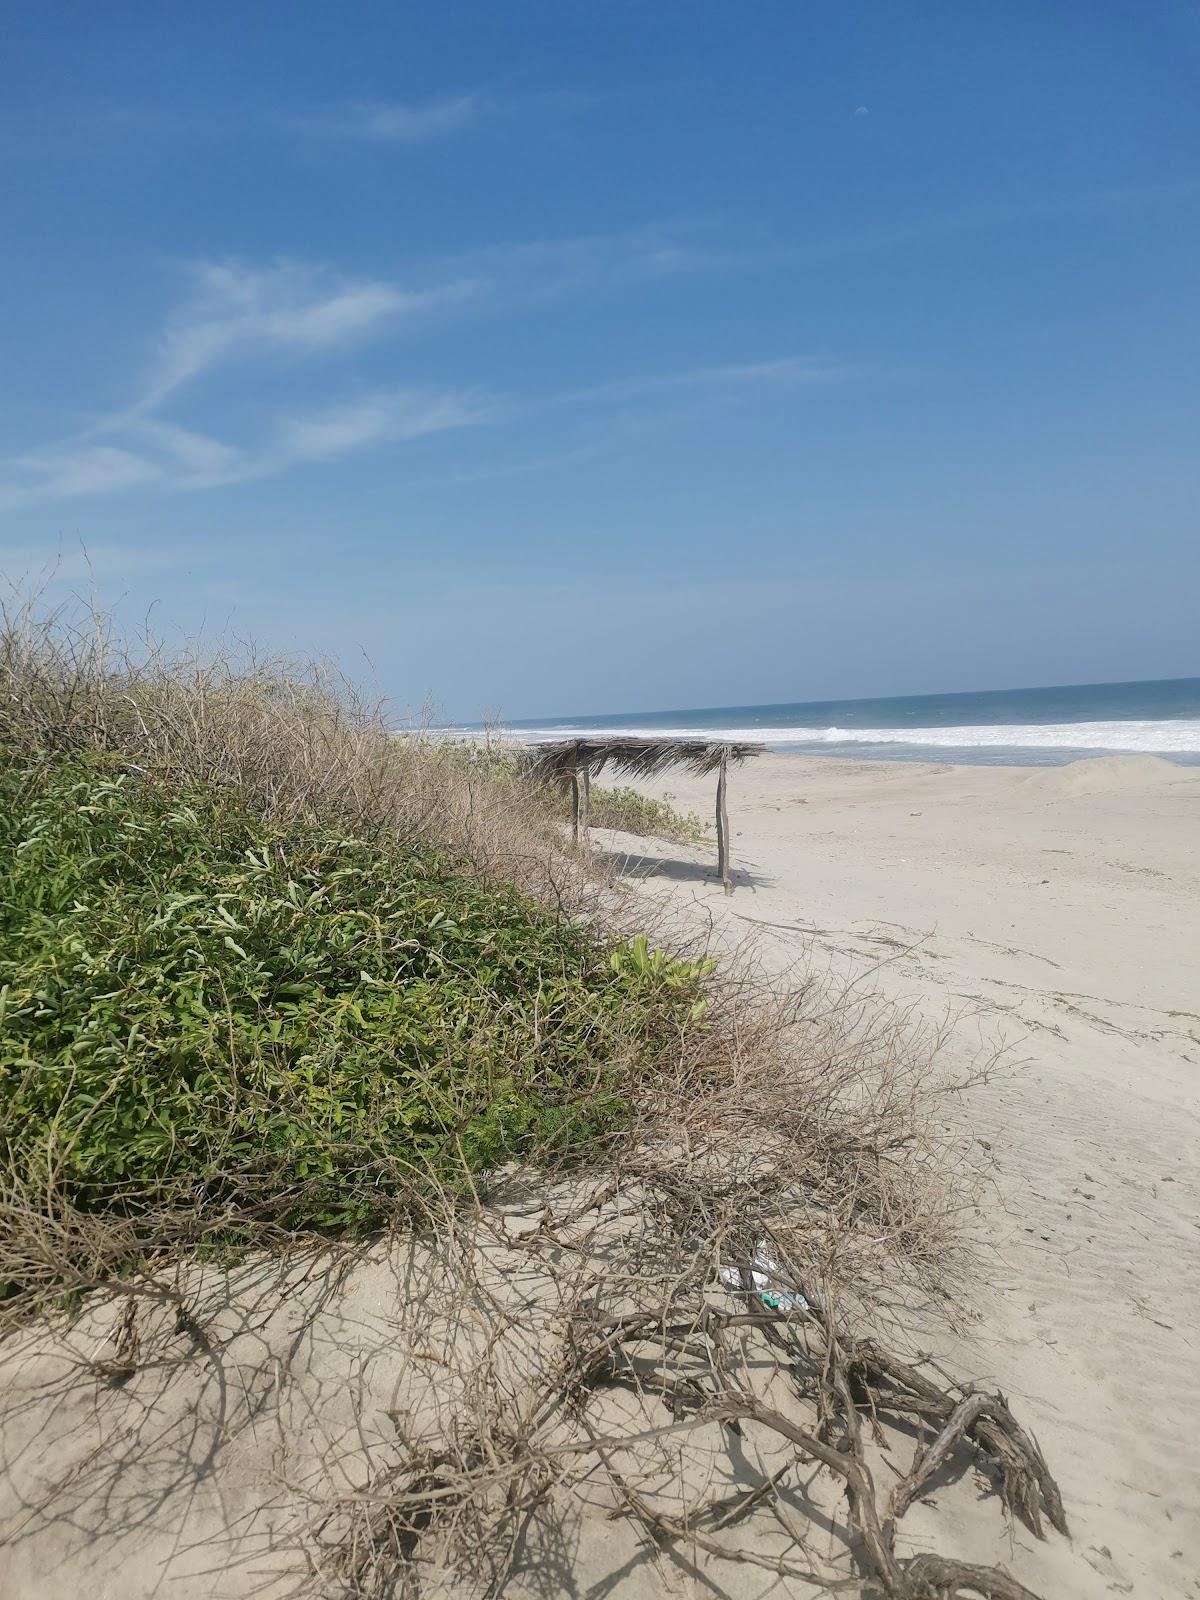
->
[587,785,711,845]
[0,752,708,1231]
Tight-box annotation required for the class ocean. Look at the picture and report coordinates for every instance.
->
[498,677,1200,767]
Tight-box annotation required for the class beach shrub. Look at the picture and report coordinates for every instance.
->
[0,750,709,1233]
[586,784,710,845]
[0,599,976,1350]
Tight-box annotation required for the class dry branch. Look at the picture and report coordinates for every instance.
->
[294,1153,1065,1600]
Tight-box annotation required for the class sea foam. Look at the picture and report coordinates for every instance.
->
[490,718,1200,755]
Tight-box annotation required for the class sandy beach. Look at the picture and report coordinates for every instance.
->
[5,2,1198,1592]
[2,750,1197,1600]
[604,751,1200,1598]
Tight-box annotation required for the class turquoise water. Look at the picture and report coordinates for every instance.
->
[499,677,1200,766]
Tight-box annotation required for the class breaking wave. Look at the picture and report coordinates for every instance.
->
[488,719,1200,756]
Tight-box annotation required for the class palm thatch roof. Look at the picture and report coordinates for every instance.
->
[523,736,764,784]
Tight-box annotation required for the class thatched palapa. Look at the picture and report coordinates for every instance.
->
[523,736,763,784]
[522,737,765,893]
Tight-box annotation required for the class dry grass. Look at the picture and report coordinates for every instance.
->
[0,591,1066,1598]
[292,1154,1060,1600]
[0,592,582,904]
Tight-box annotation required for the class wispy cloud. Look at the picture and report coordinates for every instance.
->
[0,390,489,513]
[0,229,767,511]
[0,446,162,513]
[705,179,1200,276]
[436,180,1200,302]
[141,260,479,409]
[565,355,860,405]
[0,324,855,512]
[439,220,712,297]
[305,89,591,145]
[0,256,492,513]
[0,214,908,517]
[324,94,486,143]
[431,356,863,487]
[129,419,244,479]
[273,390,491,466]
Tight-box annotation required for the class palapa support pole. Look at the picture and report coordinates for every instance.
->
[715,747,732,894]
[579,761,591,849]
[570,752,581,848]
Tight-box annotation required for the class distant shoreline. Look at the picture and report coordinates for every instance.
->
[434,674,1200,768]
[426,727,1200,769]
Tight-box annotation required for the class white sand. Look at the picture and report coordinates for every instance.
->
[605,751,1200,1598]
[2,753,1197,1598]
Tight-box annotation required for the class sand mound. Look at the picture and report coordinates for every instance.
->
[1017,752,1186,794]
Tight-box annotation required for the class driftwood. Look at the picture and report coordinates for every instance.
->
[308,1250,1068,1600]
[563,1296,1067,1600]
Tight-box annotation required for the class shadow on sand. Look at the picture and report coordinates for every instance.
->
[594,845,766,892]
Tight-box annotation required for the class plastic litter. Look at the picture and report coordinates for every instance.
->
[719,1245,810,1312]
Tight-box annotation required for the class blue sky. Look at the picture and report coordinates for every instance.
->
[2,2,1198,720]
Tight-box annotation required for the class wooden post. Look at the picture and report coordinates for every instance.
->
[715,748,732,894]
[579,762,591,849]
[570,761,580,848]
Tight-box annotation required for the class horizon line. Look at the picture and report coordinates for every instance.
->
[481,672,1200,730]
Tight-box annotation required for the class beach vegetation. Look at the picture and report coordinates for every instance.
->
[0,593,1068,1598]
[0,750,708,1244]
[428,742,711,845]
[585,782,710,844]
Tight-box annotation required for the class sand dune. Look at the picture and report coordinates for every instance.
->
[1014,752,1191,793]
[2,753,1196,1598]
